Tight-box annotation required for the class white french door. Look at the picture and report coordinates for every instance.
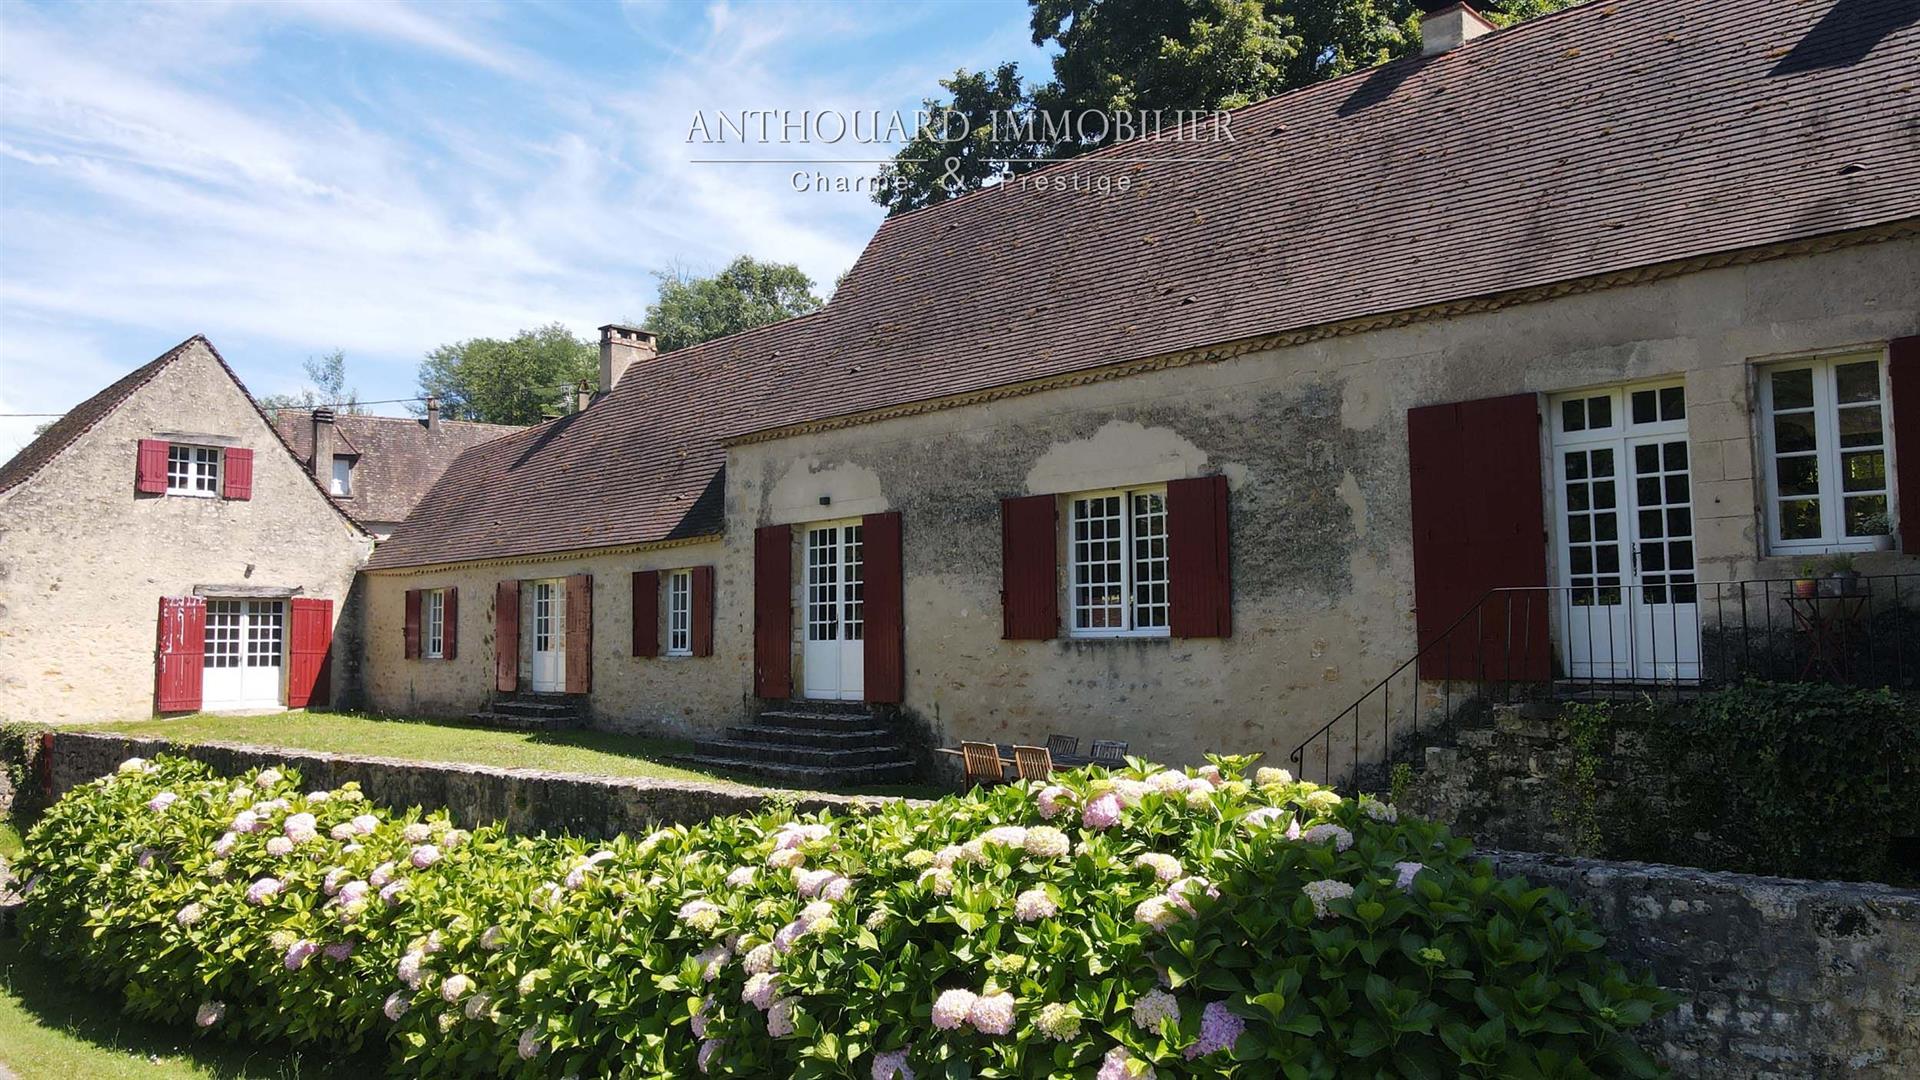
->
[203,600,284,710]
[1552,383,1700,681]
[529,580,565,692]
[802,521,865,701]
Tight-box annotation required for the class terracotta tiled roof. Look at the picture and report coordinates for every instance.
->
[271,411,522,525]
[366,0,1920,570]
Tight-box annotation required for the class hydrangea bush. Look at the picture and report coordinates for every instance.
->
[18,754,1672,1077]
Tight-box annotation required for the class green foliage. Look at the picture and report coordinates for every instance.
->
[415,324,594,424]
[643,256,825,354]
[20,756,1670,1077]
[875,0,1583,214]
[1650,682,1920,882]
[258,350,361,414]
[1554,703,1618,858]
[1389,762,1414,809]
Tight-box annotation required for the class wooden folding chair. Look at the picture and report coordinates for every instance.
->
[1045,733,1080,758]
[1089,739,1129,765]
[1011,745,1054,781]
[960,741,1007,788]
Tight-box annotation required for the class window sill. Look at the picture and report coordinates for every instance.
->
[1067,631,1172,642]
[1768,538,1896,557]
[166,489,220,499]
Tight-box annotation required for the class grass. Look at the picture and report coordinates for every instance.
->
[88,712,942,800]
[0,938,365,1078]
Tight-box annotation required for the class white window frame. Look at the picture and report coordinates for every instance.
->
[423,589,445,659]
[1757,350,1895,555]
[331,456,353,496]
[665,569,693,657]
[1067,485,1171,639]
[166,444,221,497]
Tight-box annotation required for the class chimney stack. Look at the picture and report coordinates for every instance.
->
[574,381,594,414]
[310,407,335,486]
[598,323,658,396]
[1418,2,1494,56]
[425,394,441,432]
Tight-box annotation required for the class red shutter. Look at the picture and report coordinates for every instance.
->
[691,565,716,658]
[1168,475,1232,637]
[287,598,333,708]
[565,573,592,694]
[1001,496,1058,639]
[403,588,422,659]
[442,587,458,661]
[1889,336,1920,553]
[862,512,905,703]
[754,525,793,699]
[495,581,520,693]
[1408,394,1551,680]
[221,447,253,500]
[136,439,170,494]
[154,596,205,712]
[631,570,660,658]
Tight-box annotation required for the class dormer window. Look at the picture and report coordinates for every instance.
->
[331,456,353,496]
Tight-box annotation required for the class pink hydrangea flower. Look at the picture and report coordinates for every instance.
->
[147,792,177,813]
[979,825,1028,849]
[776,822,830,850]
[323,941,354,962]
[397,950,426,988]
[767,996,798,1038]
[726,866,757,888]
[283,939,318,971]
[1196,764,1223,787]
[245,877,282,905]
[1300,823,1354,852]
[410,844,442,869]
[1014,888,1057,922]
[1132,988,1179,1030]
[481,925,505,951]
[1184,1001,1246,1059]
[1023,826,1070,858]
[821,875,852,901]
[1165,876,1219,914]
[1082,792,1123,830]
[1135,853,1182,882]
[336,879,370,905]
[931,989,976,1031]
[698,1038,724,1074]
[383,991,411,1020]
[1098,1046,1150,1080]
[265,836,294,857]
[195,1001,225,1028]
[1035,785,1069,819]
[518,1026,542,1061]
[1112,779,1152,806]
[379,880,408,907]
[402,823,433,844]
[175,902,205,928]
[230,811,261,835]
[440,974,473,1002]
[1394,861,1424,890]
[1134,895,1179,931]
[1302,878,1355,919]
[695,943,730,981]
[872,1047,915,1080]
[350,813,379,835]
[213,831,238,857]
[283,813,318,843]
[1243,806,1287,829]
[968,991,1016,1035]
[744,943,778,975]
[743,972,779,1010]
[796,868,836,897]
[369,862,396,888]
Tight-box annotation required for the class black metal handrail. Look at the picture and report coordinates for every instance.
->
[1290,573,1920,790]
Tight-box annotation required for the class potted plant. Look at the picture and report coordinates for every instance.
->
[1794,559,1821,598]
[1821,553,1863,597]
[1859,510,1895,551]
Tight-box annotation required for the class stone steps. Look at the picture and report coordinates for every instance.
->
[680,701,917,788]
[471,693,585,732]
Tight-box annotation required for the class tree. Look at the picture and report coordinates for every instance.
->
[643,256,826,353]
[874,0,1579,215]
[415,324,595,424]
[258,350,361,413]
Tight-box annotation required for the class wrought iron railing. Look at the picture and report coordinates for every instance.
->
[1289,573,1920,789]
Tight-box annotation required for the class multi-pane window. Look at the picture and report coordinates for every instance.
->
[423,589,445,659]
[666,570,692,656]
[331,457,353,496]
[1070,487,1170,637]
[246,601,284,668]
[806,526,864,643]
[167,445,220,496]
[205,601,242,668]
[1760,353,1893,552]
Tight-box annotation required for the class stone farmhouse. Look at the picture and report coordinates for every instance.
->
[4,1,1918,786]
[271,404,522,539]
[0,338,371,723]
[355,0,1920,782]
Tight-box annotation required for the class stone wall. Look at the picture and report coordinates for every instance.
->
[31,731,901,838]
[1489,850,1920,1080]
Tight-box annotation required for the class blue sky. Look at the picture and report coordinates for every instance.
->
[0,0,1046,453]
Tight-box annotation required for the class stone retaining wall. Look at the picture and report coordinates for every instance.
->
[28,731,903,837]
[1490,850,1920,1079]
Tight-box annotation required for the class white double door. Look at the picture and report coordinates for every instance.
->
[1553,384,1701,681]
[529,579,566,692]
[203,600,284,710]
[802,521,865,701]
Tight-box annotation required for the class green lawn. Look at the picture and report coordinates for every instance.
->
[89,712,942,799]
[0,938,363,1078]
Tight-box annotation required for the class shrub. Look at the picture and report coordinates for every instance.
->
[1650,681,1920,882]
[18,754,1672,1077]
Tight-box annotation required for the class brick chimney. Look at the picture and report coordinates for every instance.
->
[425,394,441,432]
[598,323,658,395]
[1419,2,1494,56]
[310,407,335,486]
